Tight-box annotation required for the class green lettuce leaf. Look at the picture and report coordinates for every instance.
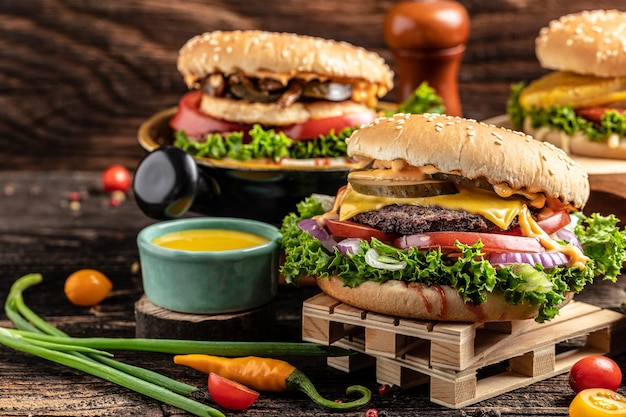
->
[573,212,626,281]
[506,82,626,141]
[174,124,354,161]
[388,81,445,115]
[279,197,625,322]
[506,82,526,131]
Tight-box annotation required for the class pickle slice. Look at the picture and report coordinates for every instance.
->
[431,173,494,192]
[349,178,458,198]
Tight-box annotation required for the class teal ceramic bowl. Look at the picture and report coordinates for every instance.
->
[137,217,282,314]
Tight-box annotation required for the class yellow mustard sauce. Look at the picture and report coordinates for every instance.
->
[152,229,269,251]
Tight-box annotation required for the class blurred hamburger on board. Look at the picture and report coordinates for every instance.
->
[281,113,626,322]
[509,10,626,160]
[132,31,444,223]
[170,30,394,166]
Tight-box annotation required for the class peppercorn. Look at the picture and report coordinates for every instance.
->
[365,409,378,417]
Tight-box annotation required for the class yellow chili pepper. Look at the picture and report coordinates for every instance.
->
[174,354,371,410]
[174,355,294,392]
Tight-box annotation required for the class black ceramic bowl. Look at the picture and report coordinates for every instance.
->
[133,108,354,224]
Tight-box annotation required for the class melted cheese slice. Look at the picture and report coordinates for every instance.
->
[339,183,589,268]
[520,71,626,109]
[339,185,524,230]
[517,204,589,268]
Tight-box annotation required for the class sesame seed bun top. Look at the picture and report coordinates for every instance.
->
[346,113,590,209]
[177,30,394,98]
[535,9,626,77]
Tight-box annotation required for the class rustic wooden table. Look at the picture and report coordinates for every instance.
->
[0,170,625,417]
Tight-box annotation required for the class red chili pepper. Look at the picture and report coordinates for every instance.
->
[174,354,371,410]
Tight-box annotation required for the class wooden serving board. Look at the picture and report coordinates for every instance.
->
[302,292,626,408]
[134,295,277,341]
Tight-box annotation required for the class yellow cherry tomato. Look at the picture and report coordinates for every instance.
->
[569,388,626,417]
[64,269,113,307]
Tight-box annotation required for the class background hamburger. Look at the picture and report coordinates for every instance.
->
[132,30,444,223]
[508,9,626,159]
[280,113,626,322]
[170,30,394,166]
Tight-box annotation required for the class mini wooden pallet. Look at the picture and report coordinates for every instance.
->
[302,292,626,408]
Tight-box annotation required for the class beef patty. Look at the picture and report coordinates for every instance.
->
[351,205,517,235]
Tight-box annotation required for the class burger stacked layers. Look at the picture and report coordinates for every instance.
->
[280,113,626,322]
[170,30,394,166]
[509,10,626,159]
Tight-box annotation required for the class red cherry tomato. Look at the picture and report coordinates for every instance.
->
[569,355,623,394]
[569,388,626,417]
[208,372,259,411]
[170,91,376,140]
[101,165,131,193]
[394,231,546,253]
[325,218,399,242]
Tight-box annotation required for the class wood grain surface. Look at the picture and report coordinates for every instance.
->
[2,0,626,171]
[0,170,625,416]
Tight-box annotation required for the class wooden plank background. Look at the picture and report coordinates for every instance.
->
[2,0,625,171]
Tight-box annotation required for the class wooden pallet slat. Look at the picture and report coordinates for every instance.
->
[376,356,430,389]
[508,345,556,377]
[302,294,626,408]
[430,372,477,407]
[327,352,376,373]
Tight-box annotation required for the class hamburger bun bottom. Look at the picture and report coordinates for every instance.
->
[316,276,566,322]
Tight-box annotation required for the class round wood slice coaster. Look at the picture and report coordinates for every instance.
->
[134,295,276,341]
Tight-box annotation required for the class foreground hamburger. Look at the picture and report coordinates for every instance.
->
[508,10,626,159]
[170,30,394,166]
[280,113,626,322]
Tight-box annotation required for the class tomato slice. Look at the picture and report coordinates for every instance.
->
[325,218,399,242]
[576,107,625,124]
[394,231,545,253]
[279,111,376,140]
[569,388,626,417]
[170,91,250,136]
[502,210,571,236]
[169,91,376,140]
[208,372,259,411]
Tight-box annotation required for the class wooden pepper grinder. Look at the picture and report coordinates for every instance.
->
[384,0,470,116]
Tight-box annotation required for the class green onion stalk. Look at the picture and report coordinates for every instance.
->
[0,274,356,417]
[3,273,224,417]
[0,331,224,417]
